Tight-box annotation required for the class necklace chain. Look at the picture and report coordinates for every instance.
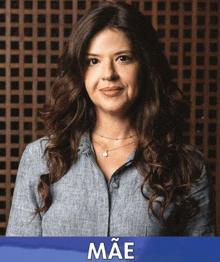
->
[92,138,135,157]
[94,132,137,140]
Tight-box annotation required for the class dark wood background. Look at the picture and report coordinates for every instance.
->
[0,0,219,236]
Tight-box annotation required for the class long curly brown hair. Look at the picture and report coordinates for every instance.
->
[37,2,204,226]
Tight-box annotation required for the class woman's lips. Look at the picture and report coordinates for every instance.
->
[100,87,123,97]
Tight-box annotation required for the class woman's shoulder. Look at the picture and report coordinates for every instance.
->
[25,136,50,155]
[12,137,51,186]
[20,136,50,171]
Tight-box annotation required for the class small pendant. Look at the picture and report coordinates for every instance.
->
[103,151,108,157]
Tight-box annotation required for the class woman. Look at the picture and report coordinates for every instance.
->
[6,2,216,236]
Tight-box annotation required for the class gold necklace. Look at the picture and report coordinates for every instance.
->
[94,132,137,140]
[92,138,135,157]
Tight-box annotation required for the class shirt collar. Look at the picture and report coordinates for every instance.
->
[77,132,135,165]
[77,132,92,154]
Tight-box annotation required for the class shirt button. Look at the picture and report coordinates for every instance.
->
[112,182,119,189]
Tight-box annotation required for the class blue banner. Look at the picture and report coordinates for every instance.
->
[1,237,220,261]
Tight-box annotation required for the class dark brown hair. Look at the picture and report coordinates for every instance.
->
[37,2,204,228]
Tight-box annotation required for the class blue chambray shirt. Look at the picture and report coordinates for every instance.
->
[6,133,216,236]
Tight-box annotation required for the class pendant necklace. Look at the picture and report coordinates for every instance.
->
[92,138,135,157]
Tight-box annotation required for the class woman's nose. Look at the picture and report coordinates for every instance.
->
[101,61,118,81]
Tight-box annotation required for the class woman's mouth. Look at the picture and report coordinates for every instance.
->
[100,87,123,97]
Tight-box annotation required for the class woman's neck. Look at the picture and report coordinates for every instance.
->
[92,111,135,139]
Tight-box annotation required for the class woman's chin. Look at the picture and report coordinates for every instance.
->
[96,105,130,117]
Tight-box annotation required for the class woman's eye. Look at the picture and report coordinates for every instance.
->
[118,55,132,62]
[88,58,99,65]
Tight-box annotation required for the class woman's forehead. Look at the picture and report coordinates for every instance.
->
[87,28,133,54]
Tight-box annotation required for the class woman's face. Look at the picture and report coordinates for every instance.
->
[84,28,141,117]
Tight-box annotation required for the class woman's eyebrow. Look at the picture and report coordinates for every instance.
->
[86,50,132,56]
[85,53,101,57]
[114,50,132,55]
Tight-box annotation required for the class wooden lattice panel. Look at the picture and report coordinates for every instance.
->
[0,0,219,236]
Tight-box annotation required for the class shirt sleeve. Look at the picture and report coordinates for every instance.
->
[6,144,43,236]
[182,166,217,236]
